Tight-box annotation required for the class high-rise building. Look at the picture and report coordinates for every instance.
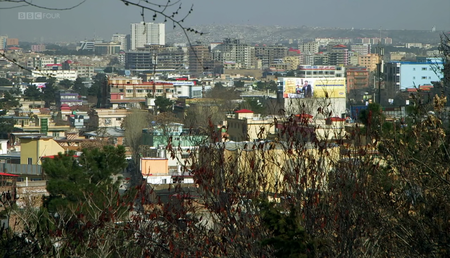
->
[189,44,212,75]
[350,44,371,56]
[6,38,19,46]
[131,22,165,50]
[125,51,154,72]
[346,67,369,93]
[384,58,444,91]
[77,41,95,51]
[211,39,257,69]
[358,53,380,72]
[111,33,130,51]
[299,41,319,54]
[0,36,7,49]
[94,42,121,55]
[31,44,46,52]
[254,45,287,68]
[327,45,349,66]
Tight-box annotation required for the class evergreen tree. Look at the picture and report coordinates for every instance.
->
[43,145,128,215]
[24,85,42,102]
[154,96,174,113]
[42,77,58,108]
[73,77,88,96]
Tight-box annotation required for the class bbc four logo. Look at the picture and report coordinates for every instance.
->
[18,12,60,20]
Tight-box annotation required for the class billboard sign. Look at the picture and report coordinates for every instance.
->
[282,77,346,99]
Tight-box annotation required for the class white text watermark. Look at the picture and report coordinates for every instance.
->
[18,12,60,20]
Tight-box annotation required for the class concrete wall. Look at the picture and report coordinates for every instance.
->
[141,158,169,176]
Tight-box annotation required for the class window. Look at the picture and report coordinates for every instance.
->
[157,89,163,93]
[422,76,427,79]
[181,153,190,159]
[119,89,124,93]
[137,89,143,93]
[52,132,59,137]
[422,67,427,71]
[126,89,132,93]
[116,118,122,121]
[28,158,32,165]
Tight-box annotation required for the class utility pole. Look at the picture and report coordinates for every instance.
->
[376,45,384,105]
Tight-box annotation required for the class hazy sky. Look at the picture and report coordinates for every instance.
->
[0,0,449,42]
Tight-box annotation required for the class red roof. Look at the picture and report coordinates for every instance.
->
[0,172,19,177]
[41,154,79,159]
[235,109,254,113]
[295,114,313,118]
[288,47,301,54]
[8,47,20,50]
[328,117,346,122]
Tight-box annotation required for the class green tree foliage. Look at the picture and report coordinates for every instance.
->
[206,83,240,99]
[122,110,150,162]
[0,117,15,136]
[154,96,174,113]
[260,201,318,258]
[0,88,20,115]
[43,146,128,214]
[58,79,73,90]
[358,102,384,126]
[234,80,245,88]
[24,85,42,101]
[42,77,58,108]
[0,78,12,86]
[255,81,278,92]
[73,77,88,96]
[240,98,266,114]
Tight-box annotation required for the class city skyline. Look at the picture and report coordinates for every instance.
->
[0,0,449,42]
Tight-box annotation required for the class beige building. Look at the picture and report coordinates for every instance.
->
[88,108,129,129]
[140,157,171,184]
[283,56,301,71]
[358,53,380,72]
[20,136,65,165]
[200,141,341,193]
[226,109,276,141]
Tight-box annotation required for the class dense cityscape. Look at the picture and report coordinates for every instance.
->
[0,0,450,257]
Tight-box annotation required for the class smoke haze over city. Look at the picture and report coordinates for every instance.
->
[0,0,449,42]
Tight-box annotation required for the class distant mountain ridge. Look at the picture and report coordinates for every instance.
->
[166,24,445,45]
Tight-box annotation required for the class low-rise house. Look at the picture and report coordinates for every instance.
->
[88,108,128,129]
[140,157,171,184]
[226,109,276,141]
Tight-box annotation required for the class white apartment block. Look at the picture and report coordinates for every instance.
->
[299,41,319,54]
[27,56,59,69]
[131,22,165,50]
[350,44,371,56]
[32,70,78,81]
[72,64,94,78]
[111,33,129,51]
[0,36,7,49]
